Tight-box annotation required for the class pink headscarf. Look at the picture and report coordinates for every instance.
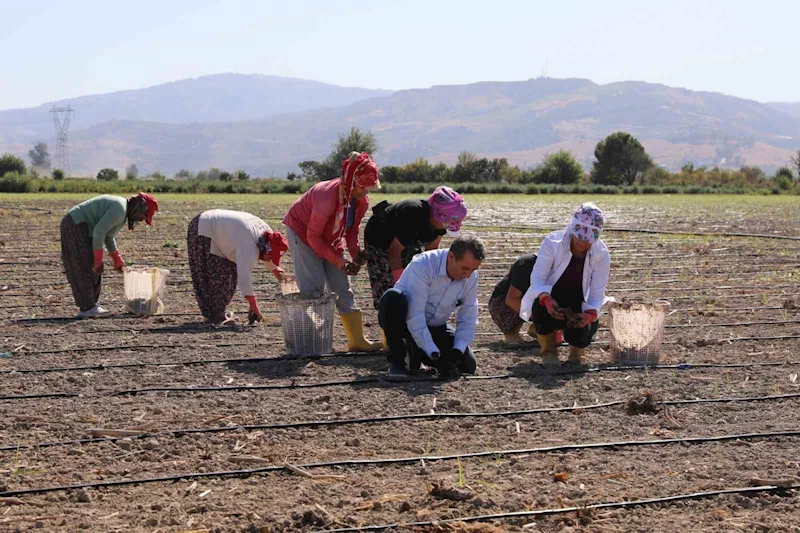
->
[428,186,467,237]
[331,151,381,248]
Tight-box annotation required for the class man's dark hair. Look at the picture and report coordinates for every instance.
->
[450,234,486,261]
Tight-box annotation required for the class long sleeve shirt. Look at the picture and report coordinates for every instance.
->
[282,179,368,268]
[67,195,128,253]
[519,229,611,322]
[393,249,479,356]
[198,209,271,297]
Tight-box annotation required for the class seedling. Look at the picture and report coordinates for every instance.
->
[456,457,466,488]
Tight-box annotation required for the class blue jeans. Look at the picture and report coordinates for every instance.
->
[378,288,477,374]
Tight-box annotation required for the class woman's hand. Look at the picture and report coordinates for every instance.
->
[572,309,598,328]
[539,293,565,319]
[343,261,361,276]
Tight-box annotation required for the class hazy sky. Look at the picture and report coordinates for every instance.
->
[3,0,798,109]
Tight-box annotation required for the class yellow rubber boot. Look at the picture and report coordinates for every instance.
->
[340,311,382,352]
[537,332,560,367]
[568,346,585,364]
[380,328,389,351]
[503,322,525,344]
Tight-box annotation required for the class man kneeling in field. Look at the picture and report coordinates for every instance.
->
[378,235,484,380]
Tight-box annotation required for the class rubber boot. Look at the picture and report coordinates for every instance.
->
[340,310,382,352]
[537,332,560,367]
[503,322,525,344]
[568,345,584,364]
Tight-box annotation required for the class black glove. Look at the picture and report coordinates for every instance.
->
[452,349,464,363]
[438,361,461,381]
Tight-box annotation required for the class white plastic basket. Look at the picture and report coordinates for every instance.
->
[123,267,170,316]
[608,300,670,366]
[277,292,335,356]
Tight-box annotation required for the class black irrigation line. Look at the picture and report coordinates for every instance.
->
[2,430,799,498]
[4,356,800,403]
[4,392,800,453]
[316,485,800,532]
[4,315,799,342]
[4,346,800,377]
[465,222,800,241]
[10,330,800,359]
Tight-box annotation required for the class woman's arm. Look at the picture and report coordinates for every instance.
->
[505,285,523,314]
[425,234,443,251]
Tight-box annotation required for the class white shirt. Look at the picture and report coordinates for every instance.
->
[393,249,479,356]
[520,229,611,322]
[198,209,271,297]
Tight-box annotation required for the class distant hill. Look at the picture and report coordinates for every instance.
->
[2,77,799,176]
[768,102,800,120]
[0,73,392,143]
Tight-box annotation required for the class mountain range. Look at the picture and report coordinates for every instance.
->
[1,73,798,176]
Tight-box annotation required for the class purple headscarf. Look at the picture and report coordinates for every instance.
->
[428,186,467,237]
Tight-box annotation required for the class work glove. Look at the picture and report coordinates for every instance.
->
[92,250,104,274]
[539,293,565,320]
[245,295,262,325]
[271,267,285,280]
[110,250,126,272]
[573,309,598,329]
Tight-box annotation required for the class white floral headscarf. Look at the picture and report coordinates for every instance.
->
[568,202,605,244]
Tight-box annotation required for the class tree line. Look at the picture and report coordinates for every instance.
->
[3,128,800,194]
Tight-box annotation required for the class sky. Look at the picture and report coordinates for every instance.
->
[2,0,799,110]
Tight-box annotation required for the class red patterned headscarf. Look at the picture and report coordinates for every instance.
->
[258,230,289,266]
[331,152,380,245]
[137,192,159,225]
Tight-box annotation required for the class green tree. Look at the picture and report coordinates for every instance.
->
[590,132,654,185]
[0,153,26,177]
[52,169,65,181]
[298,160,323,181]
[96,168,119,181]
[320,127,378,181]
[456,151,477,167]
[533,150,584,184]
[219,171,234,182]
[195,170,209,180]
[150,171,166,181]
[234,169,250,181]
[207,167,222,181]
[28,142,50,168]
[125,164,139,180]
[174,168,193,180]
[775,166,794,190]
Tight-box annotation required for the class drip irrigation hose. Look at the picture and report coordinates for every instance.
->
[315,484,800,533]
[12,330,800,358]
[1,429,799,498]
[4,392,800,453]
[463,222,800,241]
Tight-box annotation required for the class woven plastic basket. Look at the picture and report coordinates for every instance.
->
[123,267,170,316]
[608,300,670,366]
[278,292,335,356]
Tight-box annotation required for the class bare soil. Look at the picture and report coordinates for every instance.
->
[1,195,800,532]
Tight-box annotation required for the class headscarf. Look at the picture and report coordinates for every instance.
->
[428,186,468,237]
[331,151,380,246]
[138,192,159,225]
[568,202,604,244]
[258,230,289,266]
